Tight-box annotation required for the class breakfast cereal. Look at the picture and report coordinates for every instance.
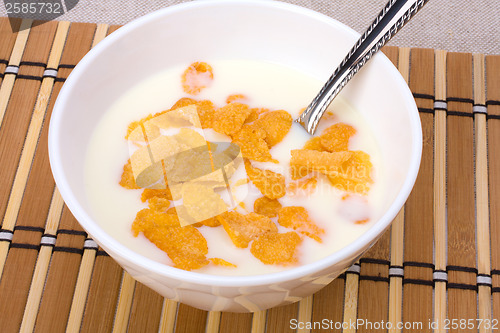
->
[86,59,382,275]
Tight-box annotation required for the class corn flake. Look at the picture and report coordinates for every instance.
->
[254,110,292,146]
[226,94,248,104]
[287,177,318,196]
[303,137,325,151]
[245,160,286,199]
[254,196,282,218]
[327,150,373,194]
[212,102,252,136]
[217,211,278,248]
[132,208,181,237]
[141,188,173,201]
[210,257,237,267]
[320,123,356,152]
[120,159,140,189]
[232,124,277,163]
[250,232,302,265]
[182,62,214,95]
[181,183,229,225]
[290,149,353,176]
[277,206,324,242]
[244,108,269,124]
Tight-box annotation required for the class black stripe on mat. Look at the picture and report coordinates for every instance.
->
[10,243,40,250]
[447,265,478,274]
[16,74,43,81]
[359,258,390,266]
[447,111,474,117]
[0,59,8,65]
[447,283,478,291]
[96,250,109,256]
[447,97,474,104]
[57,229,87,236]
[487,100,500,106]
[14,226,44,233]
[53,246,84,255]
[19,61,46,68]
[403,279,434,286]
[418,108,434,114]
[359,275,389,283]
[404,261,435,269]
[413,93,434,100]
[58,64,75,69]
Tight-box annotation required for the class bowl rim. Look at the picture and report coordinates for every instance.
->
[48,0,422,287]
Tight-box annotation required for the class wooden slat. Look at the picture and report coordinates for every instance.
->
[311,278,344,333]
[342,270,359,333]
[34,209,87,332]
[402,48,435,333]
[112,272,136,333]
[80,254,123,332]
[433,51,447,333]
[0,18,22,83]
[357,234,391,333]
[473,53,492,333]
[65,23,109,332]
[486,54,500,329]
[174,303,207,333]
[385,46,405,333]
[220,312,252,333]
[265,303,297,333]
[159,299,178,333]
[0,20,59,332]
[127,283,164,332]
[0,19,31,127]
[446,52,477,333]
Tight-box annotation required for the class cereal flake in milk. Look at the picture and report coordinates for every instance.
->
[85,60,384,276]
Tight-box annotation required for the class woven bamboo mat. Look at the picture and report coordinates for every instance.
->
[0,17,499,333]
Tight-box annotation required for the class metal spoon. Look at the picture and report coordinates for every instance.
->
[296,0,429,135]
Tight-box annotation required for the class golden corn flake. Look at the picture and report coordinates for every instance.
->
[182,62,214,95]
[254,196,282,218]
[245,160,286,199]
[126,117,161,142]
[328,150,373,195]
[319,123,356,152]
[210,257,237,268]
[132,208,181,236]
[287,177,318,196]
[277,206,324,242]
[254,110,292,147]
[181,183,229,225]
[120,159,140,189]
[244,107,268,124]
[141,188,173,201]
[250,232,302,265]
[232,124,277,163]
[147,197,170,212]
[212,102,252,136]
[303,137,325,151]
[145,224,210,270]
[290,149,353,177]
[226,94,248,104]
[217,211,278,248]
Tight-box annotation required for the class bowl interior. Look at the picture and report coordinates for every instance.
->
[49,0,421,285]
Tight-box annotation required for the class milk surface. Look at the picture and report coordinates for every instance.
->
[85,60,385,276]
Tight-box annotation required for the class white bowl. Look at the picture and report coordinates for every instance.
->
[48,0,421,312]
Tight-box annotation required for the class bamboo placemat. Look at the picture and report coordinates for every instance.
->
[0,18,499,333]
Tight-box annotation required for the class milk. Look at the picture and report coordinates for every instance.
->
[85,59,385,276]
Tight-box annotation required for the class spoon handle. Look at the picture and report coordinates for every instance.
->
[296,0,429,135]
